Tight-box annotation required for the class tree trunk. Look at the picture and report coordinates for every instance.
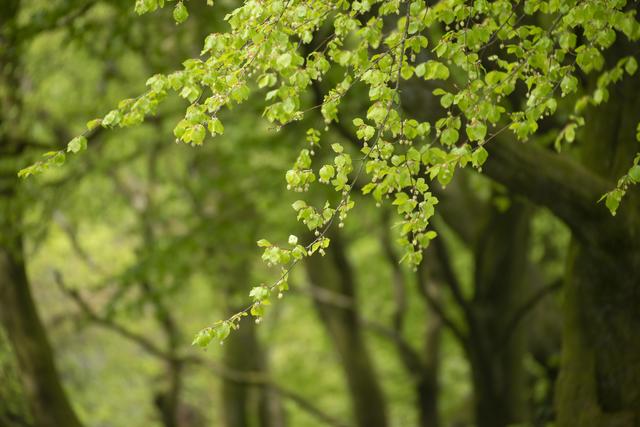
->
[220,254,285,427]
[466,201,531,427]
[432,183,532,427]
[416,298,441,427]
[0,327,32,427]
[481,45,640,426]
[0,2,83,426]
[222,308,285,427]
[305,234,388,427]
[0,195,83,427]
[554,49,640,426]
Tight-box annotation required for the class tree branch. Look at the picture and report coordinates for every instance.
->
[415,261,467,345]
[53,271,171,361]
[431,231,474,322]
[500,279,562,348]
[18,0,98,40]
[483,137,619,244]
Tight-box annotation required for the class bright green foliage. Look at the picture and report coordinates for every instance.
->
[66,136,87,154]
[172,2,189,24]
[602,153,640,216]
[19,0,640,346]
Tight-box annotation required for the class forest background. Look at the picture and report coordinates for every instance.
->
[1,1,639,427]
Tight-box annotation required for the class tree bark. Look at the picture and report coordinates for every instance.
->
[0,196,83,427]
[383,222,442,427]
[481,49,640,427]
[553,51,640,426]
[0,327,32,427]
[222,314,285,427]
[430,179,535,427]
[466,201,531,427]
[414,263,442,427]
[305,234,388,427]
[0,2,83,426]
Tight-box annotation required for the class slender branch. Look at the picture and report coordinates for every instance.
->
[431,233,474,321]
[54,214,102,273]
[53,271,171,360]
[18,0,98,40]
[500,279,562,347]
[415,262,467,345]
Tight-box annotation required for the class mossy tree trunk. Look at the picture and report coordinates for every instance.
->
[0,194,83,427]
[483,57,640,425]
[554,47,640,426]
[0,2,83,426]
[0,320,32,426]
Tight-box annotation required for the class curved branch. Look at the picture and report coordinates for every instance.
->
[483,137,619,243]
[54,271,171,360]
[431,233,473,321]
[500,279,562,348]
[415,262,467,346]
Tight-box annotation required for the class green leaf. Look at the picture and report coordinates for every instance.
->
[102,110,121,127]
[605,190,623,215]
[216,322,231,342]
[66,136,87,153]
[86,119,102,131]
[441,128,459,145]
[331,143,344,153]
[473,146,488,167]
[417,61,450,80]
[564,124,576,143]
[208,118,224,135]
[173,2,189,23]
[625,57,638,76]
[628,165,640,183]
[401,64,413,80]
[291,200,307,210]
[277,53,292,69]
[560,76,578,96]
[465,121,487,142]
[192,328,213,348]
[257,239,271,247]
[191,124,206,145]
[319,165,335,182]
